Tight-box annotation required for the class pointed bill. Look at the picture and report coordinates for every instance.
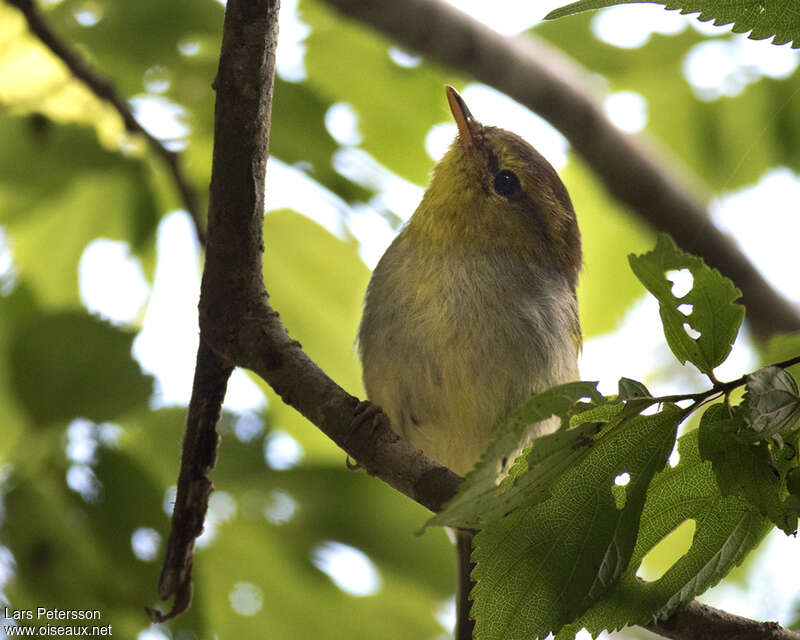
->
[446,85,481,149]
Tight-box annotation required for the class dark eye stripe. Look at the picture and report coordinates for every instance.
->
[494,169,520,197]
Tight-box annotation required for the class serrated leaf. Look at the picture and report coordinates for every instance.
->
[471,406,681,640]
[618,377,651,400]
[628,234,744,375]
[556,428,771,639]
[425,381,600,530]
[740,365,800,442]
[699,403,799,534]
[545,0,800,48]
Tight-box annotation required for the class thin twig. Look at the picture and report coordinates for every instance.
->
[321,0,800,342]
[5,0,206,245]
[650,352,800,406]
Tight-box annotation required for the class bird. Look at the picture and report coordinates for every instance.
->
[357,85,582,639]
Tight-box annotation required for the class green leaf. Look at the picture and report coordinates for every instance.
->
[545,0,800,48]
[618,377,651,400]
[699,403,799,534]
[425,381,601,530]
[628,234,744,375]
[8,311,153,426]
[471,406,681,640]
[740,365,800,442]
[556,428,771,638]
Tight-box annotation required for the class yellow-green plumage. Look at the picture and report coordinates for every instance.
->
[357,87,581,477]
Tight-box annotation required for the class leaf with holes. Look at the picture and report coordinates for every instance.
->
[425,381,601,530]
[699,404,799,534]
[628,234,744,375]
[470,406,681,640]
[555,427,771,639]
[545,1,800,48]
[740,366,800,442]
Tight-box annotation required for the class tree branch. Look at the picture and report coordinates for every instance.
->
[5,0,206,245]
[320,0,800,342]
[648,600,800,640]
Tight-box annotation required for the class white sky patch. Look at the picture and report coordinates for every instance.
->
[683,39,800,100]
[66,464,101,502]
[276,0,310,83]
[266,157,349,238]
[388,47,422,68]
[435,598,456,633]
[73,5,101,27]
[162,485,177,517]
[137,627,170,640]
[233,411,265,442]
[131,527,161,562]
[0,227,16,293]
[177,39,200,57]
[711,168,800,302]
[0,545,17,590]
[130,95,189,149]
[143,66,170,94]
[592,4,687,49]
[603,90,648,133]
[196,491,237,548]
[65,418,98,465]
[325,102,363,146]
[264,489,298,525]
[133,212,202,407]
[79,239,150,325]
[229,581,264,616]
[700,529,800,626]
[346,204,397,269]
[311,541,381,596]
[460,83,569,170]
[264,430,304,470]
[425,122,458,162]
[333,147,424,217]
[131,212,266,412]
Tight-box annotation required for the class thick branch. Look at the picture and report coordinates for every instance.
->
[5,0,206,245]
[321,0,800,341]
[648,600,800,640]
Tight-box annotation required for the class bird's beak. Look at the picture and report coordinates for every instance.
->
[446,85,480,150]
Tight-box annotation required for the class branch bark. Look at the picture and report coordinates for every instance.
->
[320,0,800,342]
[648,600,800,640]
[5,0,206,245]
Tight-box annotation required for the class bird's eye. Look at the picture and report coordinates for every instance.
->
[493,169,520,197]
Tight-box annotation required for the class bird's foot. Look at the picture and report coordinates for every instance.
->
[346,401,390,471]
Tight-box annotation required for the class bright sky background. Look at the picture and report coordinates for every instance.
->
[37,1,800,637]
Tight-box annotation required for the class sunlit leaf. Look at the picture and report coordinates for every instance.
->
[628,234,744,375]
[471,406,681,640]
[556,429,771,638]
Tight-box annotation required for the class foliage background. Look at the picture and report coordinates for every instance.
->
[0,0,798,638]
